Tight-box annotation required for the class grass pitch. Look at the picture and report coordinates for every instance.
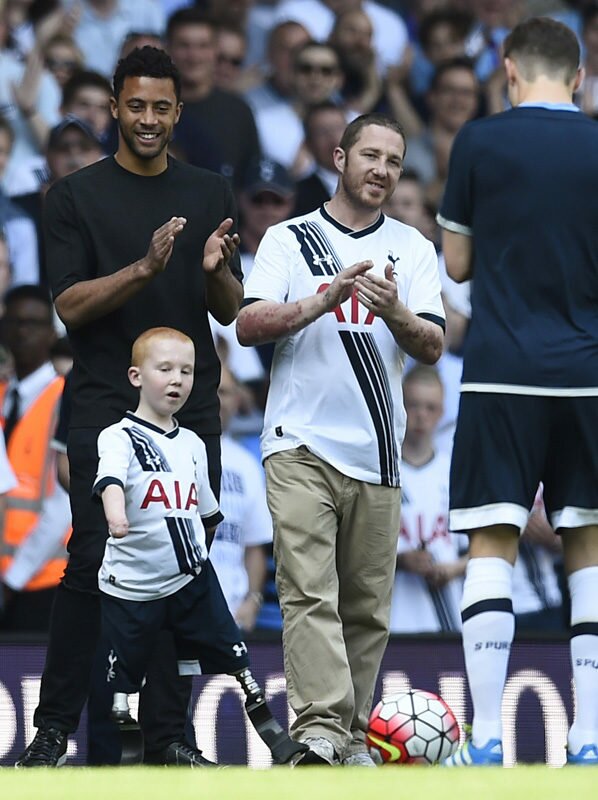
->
[1,766,596,800]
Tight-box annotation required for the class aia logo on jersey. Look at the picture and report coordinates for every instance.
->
[317,283,375,326]
[140,478,198,510]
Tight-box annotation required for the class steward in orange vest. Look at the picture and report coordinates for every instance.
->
[0,375,71,590]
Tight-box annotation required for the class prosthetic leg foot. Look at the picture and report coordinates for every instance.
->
[111,692,144,765]
[233,668,309,765]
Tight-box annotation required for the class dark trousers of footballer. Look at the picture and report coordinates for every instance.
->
[33,427,222,760]
[101,563,250,695]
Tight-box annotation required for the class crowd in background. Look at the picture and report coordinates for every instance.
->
[1,0,590,635]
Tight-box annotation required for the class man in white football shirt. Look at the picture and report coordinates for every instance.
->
[237,113,445,766]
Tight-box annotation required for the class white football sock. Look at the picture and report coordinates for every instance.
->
[568,566,598,753]
[461,557,514,748]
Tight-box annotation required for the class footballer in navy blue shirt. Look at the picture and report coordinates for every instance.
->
[437,17,598,767]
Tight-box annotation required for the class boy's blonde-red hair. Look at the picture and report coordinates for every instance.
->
[131,327,194,366]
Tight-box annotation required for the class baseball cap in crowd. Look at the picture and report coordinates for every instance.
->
[243,157,295,198]
[47,116,102,151]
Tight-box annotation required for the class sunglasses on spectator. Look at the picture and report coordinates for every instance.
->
[217,54,244,68]
[45,58,79,71]
[296,62,338,76]
[250,193,289,206]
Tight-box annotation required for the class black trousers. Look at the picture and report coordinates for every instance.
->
[0,586,57,632]
[34,427,221,756]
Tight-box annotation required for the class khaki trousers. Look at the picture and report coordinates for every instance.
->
[265,447,401,757]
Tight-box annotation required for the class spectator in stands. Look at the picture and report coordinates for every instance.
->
[328,8,382,114]
[390,365,467,634]
[7,69,112,197]
[213,156,296,386]
[214,24,250,94]
[0,284,71,633]
[11,117,105,285]
[274,0,409,77]
[237,156,296,284]
[42,33,85,89]
[209,365,271,633]
[0,2,62,192]
[0,115,40,286]
[119,29,164,59]
[61,70,113,144]
[464,0,518,82]
[244,20,311,114]
[73,0,166,77]
[166,8,261,185]
[383,169,436,242]
[254,41,344,176]
[292,101,346,216]
[409,7,472,98]
[404,57,480,206]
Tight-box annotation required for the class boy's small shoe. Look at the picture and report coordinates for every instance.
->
[567,744,598,765]
[443,737,503,767]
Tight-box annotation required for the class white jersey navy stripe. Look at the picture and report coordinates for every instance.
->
[94,415,220,601]
[244,207,445,485]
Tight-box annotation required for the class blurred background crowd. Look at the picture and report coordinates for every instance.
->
[1,0,590,637]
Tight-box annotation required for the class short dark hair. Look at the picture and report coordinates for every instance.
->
[503,17,580,84]
[419,9,473,53]
[113,46,181,101]
[166,7,215,41]
[338,113,406,158]
[62,69,112,109]
[303,100,346,139]
[4,284,53,316]
[430,56,476,91]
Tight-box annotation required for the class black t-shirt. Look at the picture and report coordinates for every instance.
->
[176,88,261,185]
[44,156,242,433]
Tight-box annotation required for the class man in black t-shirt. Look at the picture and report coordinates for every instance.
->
[16,46,243,768]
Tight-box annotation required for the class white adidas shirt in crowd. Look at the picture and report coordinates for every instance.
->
[244,207,445,487]
[209,435,273,615]
[389,451,466,633]
[93,413,221,602]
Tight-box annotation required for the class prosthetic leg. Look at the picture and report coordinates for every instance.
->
[112,670,307,766]
[111,693,144,765]
[232,667,308,765]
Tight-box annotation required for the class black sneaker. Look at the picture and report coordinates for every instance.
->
[144,742,218,767]
[15,728,68,768]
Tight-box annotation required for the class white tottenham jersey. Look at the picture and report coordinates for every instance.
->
[244,207,445,486]
[94,413,222,601]
[389,453,466,633]
[209,436,273,615]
